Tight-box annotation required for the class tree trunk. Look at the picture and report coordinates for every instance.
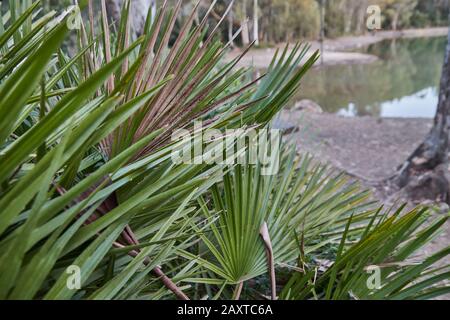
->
[355,3,366,34]
[106,0,153,37]
[392,27,450,203]
[319,0,325,65]
[253,0,259,46]
[228,1,234,47]
[391,10,400,31]
[241,0,250,46]
[267,0,273,43]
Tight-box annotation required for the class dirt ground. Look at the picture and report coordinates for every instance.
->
[278,111,432,181]
[278,110,450,298]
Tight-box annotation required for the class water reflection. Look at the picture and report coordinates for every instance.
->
[296,37,446,118]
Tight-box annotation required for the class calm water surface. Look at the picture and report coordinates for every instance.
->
[296,36,447,118]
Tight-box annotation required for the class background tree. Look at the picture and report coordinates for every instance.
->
[241,0,250,45]
[384,0,419,31]
[391,24,450,203]
[228,0,234,46]
[253,0,259,45]
[31,1,450,46]
[105,0,155,36]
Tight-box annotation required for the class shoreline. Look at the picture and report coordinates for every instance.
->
[227,27,448,69]
[319,27,448,51]
[278,110,433,182]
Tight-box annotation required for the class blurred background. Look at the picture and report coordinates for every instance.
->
[24,0,448,118]
[34,1,449,40]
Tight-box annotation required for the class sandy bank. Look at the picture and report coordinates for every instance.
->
[227,27,449,69]
[320,27,449,51]
[278,110,433,181]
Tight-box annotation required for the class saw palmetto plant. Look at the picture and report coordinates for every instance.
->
[279,205,450,300]
[0,0,448,300]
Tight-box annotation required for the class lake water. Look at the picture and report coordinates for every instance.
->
[296,36,447,118]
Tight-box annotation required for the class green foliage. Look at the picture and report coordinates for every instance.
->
[189,150,372,285]
[280,206,450,300]
[0,0,448,301]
